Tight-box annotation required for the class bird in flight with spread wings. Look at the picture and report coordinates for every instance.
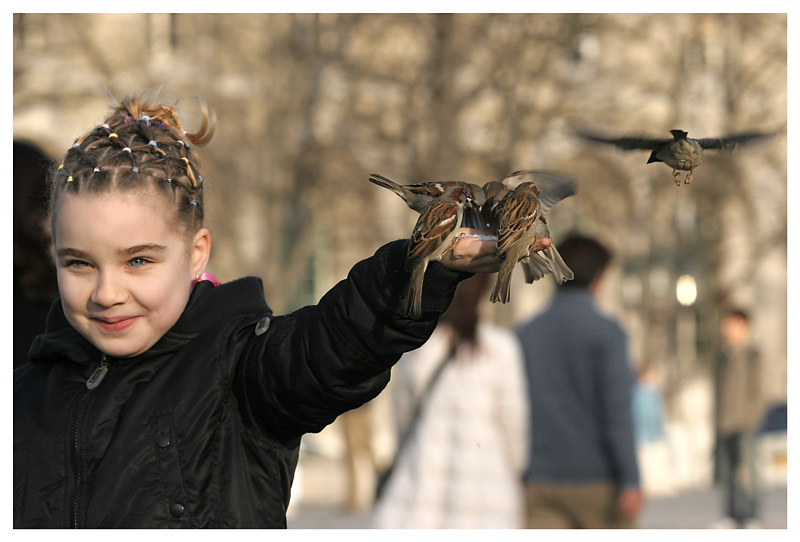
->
[576,128,776,185]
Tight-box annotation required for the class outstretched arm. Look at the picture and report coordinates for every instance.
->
[234,238,475,441]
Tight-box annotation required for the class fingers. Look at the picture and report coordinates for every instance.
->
[439,231,501,273]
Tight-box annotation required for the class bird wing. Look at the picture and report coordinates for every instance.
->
[500,170,575,216]
[480,182,509,231]
[527,171,577,216]
[696,131,776,150]
[576,130,671,150]
[461,207,487,229]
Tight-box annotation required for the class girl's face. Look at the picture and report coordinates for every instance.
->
[53,190,210,358]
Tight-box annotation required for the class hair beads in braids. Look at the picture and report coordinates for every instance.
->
[48,94,216,235]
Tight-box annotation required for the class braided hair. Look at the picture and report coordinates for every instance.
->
[47,94,216,238]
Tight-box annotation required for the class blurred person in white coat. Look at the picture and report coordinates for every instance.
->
[371,273,529,528]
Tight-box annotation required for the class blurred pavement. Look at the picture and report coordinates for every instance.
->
[288,428,787,530]
[287,485,787,529]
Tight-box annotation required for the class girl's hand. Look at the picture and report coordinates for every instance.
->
[438,228,501,274]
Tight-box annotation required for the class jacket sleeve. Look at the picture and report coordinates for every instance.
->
[596,322,641,489]
[232,239,472,442]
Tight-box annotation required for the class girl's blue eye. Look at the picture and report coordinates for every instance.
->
[128,257,150,267]
[67,260,90,269]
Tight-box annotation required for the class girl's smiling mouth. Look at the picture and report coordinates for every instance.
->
[93,316,139,333]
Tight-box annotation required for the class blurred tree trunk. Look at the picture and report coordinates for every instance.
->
[13,14,785,392]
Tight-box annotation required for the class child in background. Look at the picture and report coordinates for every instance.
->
[13,92,498,528]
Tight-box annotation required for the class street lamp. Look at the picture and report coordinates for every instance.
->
[676,274,697,307]
[676,274,698,371]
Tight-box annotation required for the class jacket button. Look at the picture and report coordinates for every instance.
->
[156,434,171,448]
[170,503,185,518]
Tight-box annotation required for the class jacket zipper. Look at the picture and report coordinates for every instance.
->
[69,354,109,528]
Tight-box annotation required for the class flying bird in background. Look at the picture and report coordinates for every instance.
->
[575,128,775,185]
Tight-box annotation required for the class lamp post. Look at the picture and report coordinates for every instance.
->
[676,274,698,371]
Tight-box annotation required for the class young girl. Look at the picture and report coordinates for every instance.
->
[13,93,498,528]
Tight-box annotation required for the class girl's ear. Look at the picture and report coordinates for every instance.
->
[190,228,212,278]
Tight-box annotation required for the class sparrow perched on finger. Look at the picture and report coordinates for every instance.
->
[497,170,576,290]
[490,182,543,304]
[403,185,468,319]
[369,173,486,228]
[575,128,776,185]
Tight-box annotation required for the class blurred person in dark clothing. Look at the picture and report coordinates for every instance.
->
[13,140,59,369]
[711,309,765,529]
[515,233,642,528]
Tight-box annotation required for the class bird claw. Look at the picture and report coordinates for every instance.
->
[672,170,681,186]
[684,170,694,184]
[446,236,463,259]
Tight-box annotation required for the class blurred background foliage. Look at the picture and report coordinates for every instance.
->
[13,13,786,411]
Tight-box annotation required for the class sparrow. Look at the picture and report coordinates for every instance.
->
[490,182,544,304]
[403,184,468,319]
[576,128,775,185]
[497,170,576,291]
[479,180,511,236]
[369,173,487,228]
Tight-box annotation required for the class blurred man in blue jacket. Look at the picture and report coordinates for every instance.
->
[515,234,642,528]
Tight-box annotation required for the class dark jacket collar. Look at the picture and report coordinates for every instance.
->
[28,277,272,365]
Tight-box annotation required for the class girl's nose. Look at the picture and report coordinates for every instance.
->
[90,271,128,307]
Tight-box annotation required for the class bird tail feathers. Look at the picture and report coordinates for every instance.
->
[490,264,513,304]
[521,253,550,283]
[547,245,574,284]
[401,262,427,319]
[369,173,403,194]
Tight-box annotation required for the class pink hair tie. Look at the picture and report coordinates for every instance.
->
[191,271,221,289]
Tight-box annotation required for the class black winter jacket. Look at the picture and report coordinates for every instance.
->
[14,240,468,528]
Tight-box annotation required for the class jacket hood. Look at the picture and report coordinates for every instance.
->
[27,277,272,365]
